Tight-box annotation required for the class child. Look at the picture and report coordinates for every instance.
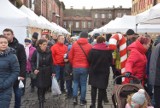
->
[125,89,154,108]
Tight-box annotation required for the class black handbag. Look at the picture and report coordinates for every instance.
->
[31,52,39,79]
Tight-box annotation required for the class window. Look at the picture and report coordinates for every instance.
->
[88,22,91,28]
[101,14,105,18]
[117,13,122,17]
[64,21,66,28]
[95,13,98,18]
[82,21,86,28]
[108,13,112,19]
[69,21,73,28]
[76,22,79,28]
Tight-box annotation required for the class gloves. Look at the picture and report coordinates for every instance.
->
[125,72,131,77]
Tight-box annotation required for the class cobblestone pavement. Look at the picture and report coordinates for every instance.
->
[10,71,114,108]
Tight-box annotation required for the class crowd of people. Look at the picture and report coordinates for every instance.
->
[0,28,160,108]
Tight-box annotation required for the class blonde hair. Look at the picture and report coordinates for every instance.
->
[126,94,148,108]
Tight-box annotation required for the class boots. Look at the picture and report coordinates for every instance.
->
[97,105,103,108]
[39,102,44,108]
[90,104,95,108]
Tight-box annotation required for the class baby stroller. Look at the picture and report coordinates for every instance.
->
[112,75,152,108]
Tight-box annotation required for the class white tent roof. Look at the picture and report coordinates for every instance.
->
[96,15,160,33]
[138,3,160,24]
[20,5,46,28]
[0,0,29,27]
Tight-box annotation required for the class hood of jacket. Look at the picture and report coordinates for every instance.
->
[92,43,109,50]
[0,47,16,57]
[77,38,88,44]
[37,47,51,54]
[128,40,147,54]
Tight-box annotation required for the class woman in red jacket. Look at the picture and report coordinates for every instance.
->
[124,36,151,86]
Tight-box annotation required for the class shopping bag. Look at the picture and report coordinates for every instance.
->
[19,80,24,88]
[51,76,61,95]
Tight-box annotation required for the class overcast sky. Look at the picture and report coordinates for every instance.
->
[60,0,132,9]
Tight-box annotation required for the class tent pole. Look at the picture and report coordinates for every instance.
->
[136,24,138,33]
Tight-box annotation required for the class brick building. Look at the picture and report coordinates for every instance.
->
[34,0,65,25]
[63,7,131,35]
[132,0,160,15]
[10,0,65,26]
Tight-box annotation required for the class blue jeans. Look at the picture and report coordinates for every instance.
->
[72,68,88,101]
[13,86,23,108]
[55,65,65,91]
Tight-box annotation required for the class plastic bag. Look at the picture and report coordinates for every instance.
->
[52,76,61,95]
[19,80,24,88]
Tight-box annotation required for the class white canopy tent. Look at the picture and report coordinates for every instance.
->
[96,15,160,34]
[20,5,47,29]
[0,0,33,44]
[137,3,160,24]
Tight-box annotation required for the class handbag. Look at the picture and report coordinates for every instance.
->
[31,52,39,79]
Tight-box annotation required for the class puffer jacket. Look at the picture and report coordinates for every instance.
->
[51,42,67,66]
[69,38,92,68]
[124,40,147,85]
[0,48,20,108]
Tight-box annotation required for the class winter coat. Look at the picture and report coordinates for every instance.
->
[31,48,54,88]
[0,48,20,108]
[51,42,67,66]
[149,43,160,86]
[88,43,112,89]
[124,40,147,85]
[8,37,26,87]
[26,45,36,72]
[69,38,92,68]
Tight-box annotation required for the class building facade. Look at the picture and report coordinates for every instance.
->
[63,7,131,35]
[34,0,65,25]
[132,0,160,15]
[10,0,65,26]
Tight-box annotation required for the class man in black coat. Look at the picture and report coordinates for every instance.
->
[3,28,26,108]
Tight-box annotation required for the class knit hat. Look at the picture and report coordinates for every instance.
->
[24,38,32,43]
[126,29,135,35]
[32,32,39,39]
[131,89,146,105]
[80,31,88,38]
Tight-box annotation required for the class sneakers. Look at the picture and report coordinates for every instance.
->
[80,100,87,106]
[73,97,78,105]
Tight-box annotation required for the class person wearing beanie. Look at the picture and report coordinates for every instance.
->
[125,89,154,108]
[91,33,100,45]
[24,38,36,93]
[69,31,92,105]
[32,32,39,47]
[126,29,138,46]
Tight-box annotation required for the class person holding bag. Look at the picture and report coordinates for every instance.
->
[31,39,55,108]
